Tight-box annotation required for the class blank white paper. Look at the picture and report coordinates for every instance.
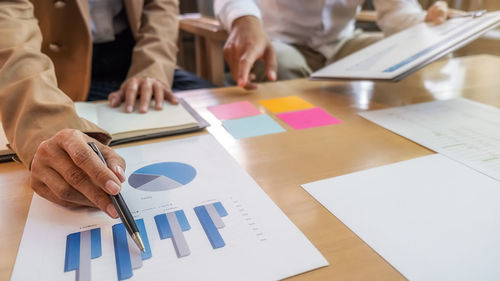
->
[303,154,500,281]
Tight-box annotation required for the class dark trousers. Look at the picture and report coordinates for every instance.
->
[87,28,213,101]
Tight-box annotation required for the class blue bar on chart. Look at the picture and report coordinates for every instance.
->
[194,202,228,249]
[112,219,152,281]
[154,210,191,258]
[64,228,102,281]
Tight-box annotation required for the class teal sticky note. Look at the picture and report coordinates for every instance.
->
[222,115,286,139]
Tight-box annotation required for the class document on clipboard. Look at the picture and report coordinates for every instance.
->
[311,11,500,81]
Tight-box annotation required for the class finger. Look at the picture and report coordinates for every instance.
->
[152,82,164,110]
[108,90,123,107]
[48,151,117,218]
[123,79,139,113]
[434,4,448,23]
[31,177,81,208]
[426,2,448,24]
[54,130,122,194]
[249,73,256,82]
[36,166,95,207]
[93,141,126,183]
[139,79,153,113]
[263,45,278,81]
[243,81,258,90]
[223,43,240,84]
[238,49,260,87]
[164,89,178,105]
[243,73,258,90]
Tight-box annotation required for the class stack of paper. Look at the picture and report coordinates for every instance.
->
[311,11,500,81]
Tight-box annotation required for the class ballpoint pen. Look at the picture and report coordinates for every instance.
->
[449,9,486,19]
[88,142,145,253]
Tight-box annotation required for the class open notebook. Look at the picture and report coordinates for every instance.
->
[0,99,208,162]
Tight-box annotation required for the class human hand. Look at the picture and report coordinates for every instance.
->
[30,129,126,218]
[425,1,449,24]
[223,16,277,90]
[108,77,178,113]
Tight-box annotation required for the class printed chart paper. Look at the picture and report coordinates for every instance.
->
[311,12,500,81]
[303,154,500,281]
[11,135,327,281]
[359,98,500,181]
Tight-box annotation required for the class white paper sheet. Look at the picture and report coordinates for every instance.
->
[311,12,500,80]
[303,154,500,281]
[360,98,500,181]
[11,135,327,281]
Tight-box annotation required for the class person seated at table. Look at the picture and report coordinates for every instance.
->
[0,0,212,218]
[214,0,452,89]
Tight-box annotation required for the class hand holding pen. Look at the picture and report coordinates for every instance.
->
[30,129,126,218]
[88,142,145,252]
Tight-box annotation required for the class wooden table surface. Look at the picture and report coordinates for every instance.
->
[1,55,499,281]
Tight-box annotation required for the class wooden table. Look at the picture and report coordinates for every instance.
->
[2,55,499,281]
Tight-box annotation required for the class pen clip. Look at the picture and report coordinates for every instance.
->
[449,9,486,19]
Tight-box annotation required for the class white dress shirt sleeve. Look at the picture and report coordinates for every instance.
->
[214,0,262,31]
[374,0,427,36]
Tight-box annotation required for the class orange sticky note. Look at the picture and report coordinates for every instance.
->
[259,96,315,113]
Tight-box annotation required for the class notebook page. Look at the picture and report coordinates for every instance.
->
[95,102,197,135]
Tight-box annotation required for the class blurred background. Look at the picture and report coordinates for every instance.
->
[178,0,500,85]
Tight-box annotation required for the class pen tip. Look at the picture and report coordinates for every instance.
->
[132,232,146,253]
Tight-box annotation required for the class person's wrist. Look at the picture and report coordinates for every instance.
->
[232,15,261,31]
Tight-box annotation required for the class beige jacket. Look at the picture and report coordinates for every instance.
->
[0,0,179,167]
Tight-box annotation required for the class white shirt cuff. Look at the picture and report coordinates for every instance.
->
[214,0,262,31]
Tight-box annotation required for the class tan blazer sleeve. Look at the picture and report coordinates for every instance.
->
[0,0,111,168]
[126,0,179,89]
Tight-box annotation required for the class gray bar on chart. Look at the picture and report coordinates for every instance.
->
[126,233,143,269]
[166,212,191,257]
[205,204,225,228]
[76,230,91,281]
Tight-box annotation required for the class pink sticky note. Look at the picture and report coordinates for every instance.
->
[207,101,261,120]
[277,107,341,130]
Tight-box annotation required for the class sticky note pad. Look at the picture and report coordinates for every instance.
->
[277,107,341,130]
[207,101,261,120]
[259,96,315,113]
[222,115,285,139]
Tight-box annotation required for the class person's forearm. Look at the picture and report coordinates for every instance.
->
[126,0,179,90]
[0,0,110,167]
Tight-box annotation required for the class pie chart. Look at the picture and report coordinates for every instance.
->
[128,162,197,191]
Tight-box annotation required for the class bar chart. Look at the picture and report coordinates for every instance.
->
[112,219,152,281]
[64,228,102,281]
[154,210,192,258]
[194,202,229,249]
[128,162,197,191]
[63,202,231,280]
